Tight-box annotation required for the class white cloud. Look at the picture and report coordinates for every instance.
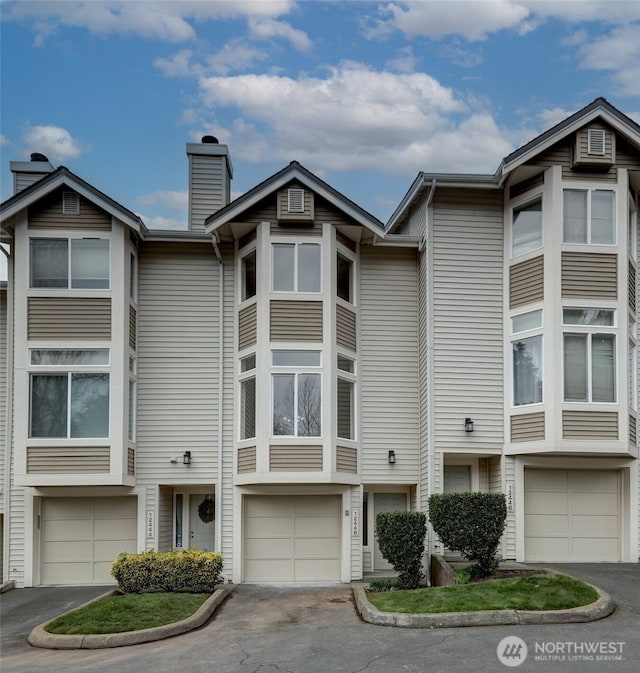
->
[137,213,188,230]
[196,63,523,175]
[206,40,270,76]
[22,125,90,162]
[386,46,418,73]
[154,49,201,78]
[248,17,312,51]
[537,106,577,128]
[137,190,188,211]
[6,0,297,44]
[0,134,10,146]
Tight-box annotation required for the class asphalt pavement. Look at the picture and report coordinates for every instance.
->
[1,564,638,673]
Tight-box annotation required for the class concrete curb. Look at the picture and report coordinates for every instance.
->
[0,581,15,594]
[28,585,235,649]
[353,572,615,629]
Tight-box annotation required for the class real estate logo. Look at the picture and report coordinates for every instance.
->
[497,636,528,667]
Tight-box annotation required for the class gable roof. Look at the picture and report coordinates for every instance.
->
[1,165,146,235]
[205,160,385,236]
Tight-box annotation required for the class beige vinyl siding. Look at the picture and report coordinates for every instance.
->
[629,414,637,445]
[616,138,640,170]
[336,304,356,351]
[276,184,315,223]
[238,446,257,473]
[136,242,219,482]
[189,154,228,231]
[157,486,173,552]
[129,305,136,350]
[509,173,544,200]
[336,446,357,473]
[531,137,617,182]
[394,195,427,238]
[510,256,544,309]
[241,198,278,227]
[26,446,110,473]
[269,445,323,471]
[28,188,112,230]
[28,297,111,340]
[9,486,24,585]
[336,230,356,252]
[418,249,429,509]
[270,301,323,341]
[238,303,257,351]
[629,263,636,312]
[127,447,135,475]
[562,410,619,439]
[510,412,545,442]
[574,123,615,167]
[432,189,504,453]
[360,246,419,482]
[561,252,617,299]
[314,197,354,228]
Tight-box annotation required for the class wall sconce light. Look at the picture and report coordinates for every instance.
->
[183,450,192,465]
[388,450,396,464]
[464,418,474,433]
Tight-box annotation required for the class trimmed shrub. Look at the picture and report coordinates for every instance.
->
[111,548,223,594]
[428,492,507,578]
[375,511,426,589]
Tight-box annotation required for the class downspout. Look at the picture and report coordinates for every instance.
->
[1,244,13,583]
[211,237,224,559]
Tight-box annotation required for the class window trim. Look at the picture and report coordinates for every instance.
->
[239,247,257,303]
[563,331,617,404]
[336,248,356,306]
[511,194,543,258]
[562,188,616,246]
[271,240,322,294]
[239,353,257,441]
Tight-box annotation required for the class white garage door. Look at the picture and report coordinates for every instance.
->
[524,469,620,562]
[41,497,137,585]
[244,495,341,582]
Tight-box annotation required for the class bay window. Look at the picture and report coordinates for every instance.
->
[239,354,256,440]
[512,198,542,257]
[30,237,110,289]
[337,252,353,303]
[272,242,321,292]
[511,310,543,406]
[241,250,256,301]
[563,189,615,245]
[272,350,321,437]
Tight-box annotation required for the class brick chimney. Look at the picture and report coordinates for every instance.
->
[10,153,55,194]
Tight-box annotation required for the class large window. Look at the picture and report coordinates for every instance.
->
[29,349,110,438]
[337,253,353,303]
[241,250,256,301]
[511,309,542,406]
[563,309,616,403]
[239,354,256,440]
[30,237,110,289]
[272,242,321,292]
[337,354,355,440]
[563,189,615,245]
[512,198,542,257]
[272,350,321,437]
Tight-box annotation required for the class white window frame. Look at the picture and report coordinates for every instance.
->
[562,309,617,403]
[336,247,356,306]
[28,349,111,439]
[271,241,322,294]
[29,235,111,290]
[271,349,322,438]
[239,246,257,303]
[511,194,543,258]
[238,353,256,441]
[510,309,543,408]
[337,352,356,441]
[562,188,616,245]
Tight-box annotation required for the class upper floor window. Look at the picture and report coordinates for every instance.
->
[272,242,321,293]
[511,309,542,406]
[272,350,321,437]
[29,349,110,438]
[239,354,256,440]
[337,252,353,303]
[563,309,616,403]
[30,237,110,289]
[337,354,356,440]
[629,196,637,261]
[512,198,542,257]
[563,189,615,245]
[241,250,256,301]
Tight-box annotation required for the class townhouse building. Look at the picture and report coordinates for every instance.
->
[1,97,639,587]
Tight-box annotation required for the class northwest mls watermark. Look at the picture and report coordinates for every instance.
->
[497,636,626,667]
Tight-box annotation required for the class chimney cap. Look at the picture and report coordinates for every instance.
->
[201,135,219,144]
[30,152,50,162]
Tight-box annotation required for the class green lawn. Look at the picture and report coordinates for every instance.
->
[367,573,598,614]
[45,592,211,635]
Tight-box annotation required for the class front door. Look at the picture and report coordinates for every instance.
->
[188,494,215,551]
[373,492,407,570]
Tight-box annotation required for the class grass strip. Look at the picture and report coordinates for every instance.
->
[367,573,598,614]
[45,592,210,634]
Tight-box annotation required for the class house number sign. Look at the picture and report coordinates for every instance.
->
[146,511,155,538]
[506,483,514,513]
[351,510,359,537]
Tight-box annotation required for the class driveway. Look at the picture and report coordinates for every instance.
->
[1,565,639,673]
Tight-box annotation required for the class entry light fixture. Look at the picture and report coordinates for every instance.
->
[388,450,396,464]
[183,450,192,465]
[464,418,474,433]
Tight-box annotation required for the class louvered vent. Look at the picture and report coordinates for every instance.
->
[587,128,606,156]
[287,188,304,213]
[62,191,80,215]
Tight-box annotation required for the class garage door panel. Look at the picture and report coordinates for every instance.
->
[43,540,92,563]
[93,497,137,517]
[525,470,568,490]
[524,537,570,560]
[44,499,92,519]
[44,519,92,540]
[294,537,340,559]
[43,563,93,585]
[570,470,618,491]
[293,495,340,516]
[571,515,618,537]
[245,537,294,559]
[245,517,293,538]
[524,514,569,537]
[245,496,293,518]
[294,516,340,536]
[93,539,136,560]
[93,518,136,540]
[571,492,618,515]
[245,559,294,582]
[524,492,568,515]
[294,559,341,581]
[571,538,619,560]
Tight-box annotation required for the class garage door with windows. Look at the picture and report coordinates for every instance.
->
[524,469,621,562]
[41,496,137,585]
[244,495,341,582]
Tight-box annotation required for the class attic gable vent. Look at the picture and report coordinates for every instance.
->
[287,188,305,213]
[587,128,606,156]
[62,191,80,215]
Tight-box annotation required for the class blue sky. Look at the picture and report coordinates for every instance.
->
[1,0,640,231]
